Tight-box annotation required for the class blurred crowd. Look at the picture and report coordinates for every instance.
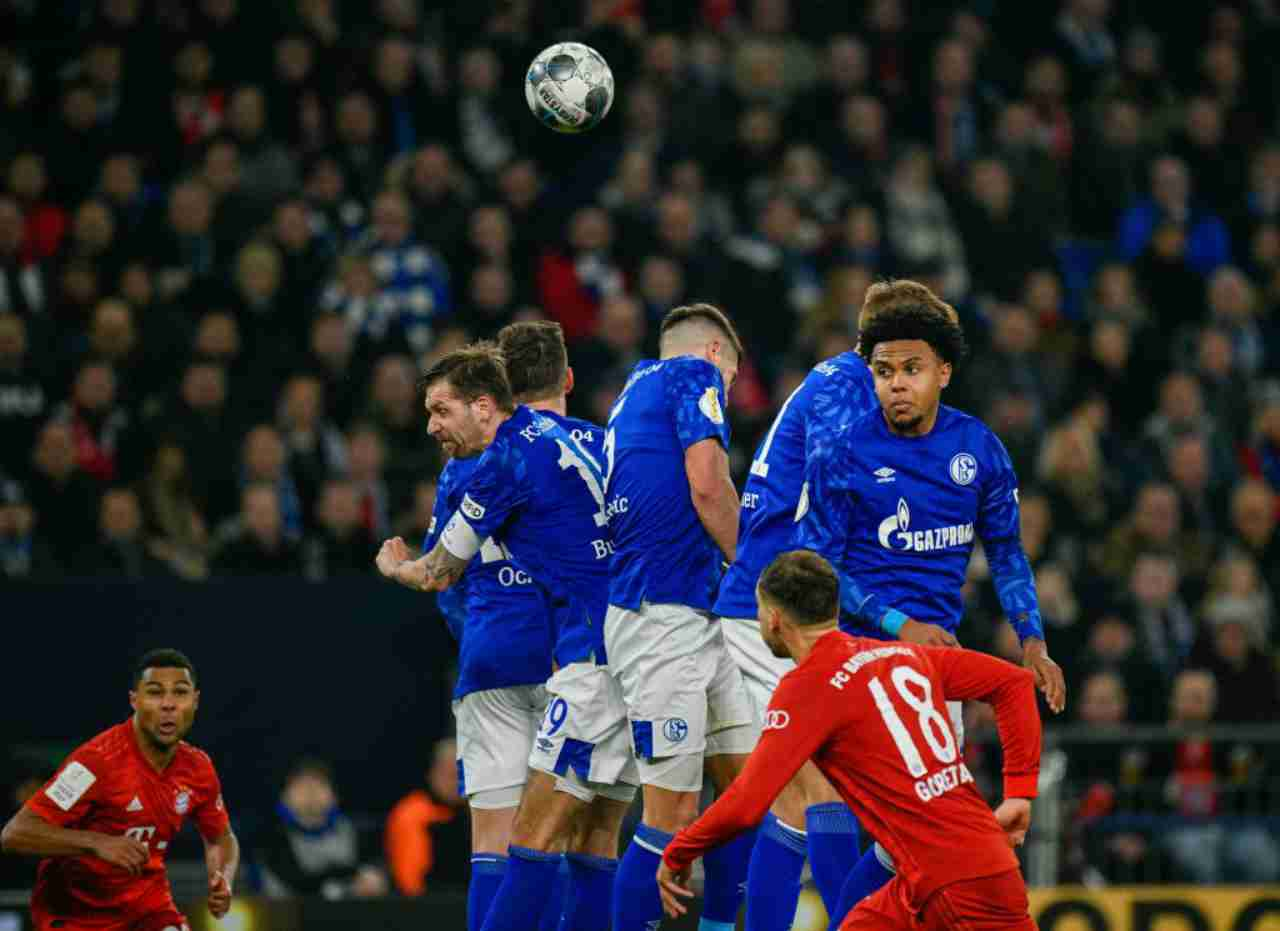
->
[3,0,1280,888]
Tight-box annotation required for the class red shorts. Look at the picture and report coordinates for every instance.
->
[33,909,189,931]
[841,869,1037,931]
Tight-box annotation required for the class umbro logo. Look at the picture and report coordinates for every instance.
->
[874,467,896,483]
[126,796,143,812]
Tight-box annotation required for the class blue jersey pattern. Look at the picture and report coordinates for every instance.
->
[452,405,612,666]
[793,404,1044,643]
[714,351,876,619]
[426,456,552,699]
[605,357,731,612]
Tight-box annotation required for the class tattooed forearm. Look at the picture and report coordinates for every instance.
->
[413,543,469,592]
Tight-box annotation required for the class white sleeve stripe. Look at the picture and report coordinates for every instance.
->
[441,511,482,561]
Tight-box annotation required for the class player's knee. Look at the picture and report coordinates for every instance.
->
[642,786,700,834]
[769,778,810,828]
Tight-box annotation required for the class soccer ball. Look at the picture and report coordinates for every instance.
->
[525,42,615,134]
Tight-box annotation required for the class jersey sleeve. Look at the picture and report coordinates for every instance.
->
[975,431,1044,643]
[26,752,104,827]
[663,667,837,873]
[666,359,730,452]
[791,436,900,630]
[439,442,529,562]
[423,466,455,554]
[192,760,231,842]
[921,645,1042,799]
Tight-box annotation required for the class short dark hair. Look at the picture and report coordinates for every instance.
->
[757,550,839,626]
[132,648,197,688]
[856,302,968,367]
[659,302,744,359]
[497,321,568,402]
[417,343,515,413]
[284,756,335,790]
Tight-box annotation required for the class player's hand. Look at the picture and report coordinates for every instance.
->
[656,860,695,918]
[898,619,959,648]
[207,869,232,918]
[994,798,1032,848]
[375,537,412,579]
[90,834,149,875]
[1022,638,1066,714]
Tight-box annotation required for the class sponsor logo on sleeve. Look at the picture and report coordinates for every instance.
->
[460,494,486,521]
[763,710,790,731]
[698,386,724,425]
[44,761,96,811]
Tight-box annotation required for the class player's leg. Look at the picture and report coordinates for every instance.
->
[557,790,631,931]
[606,603,722,931]
[699,619,762,931]
[457,686,548,931]
[920,870,1038,931]
[525,661,634,931]
[837,876,914,931]
[837,699,968,924]
[720,613,810,931]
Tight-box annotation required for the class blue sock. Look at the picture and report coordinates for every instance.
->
[480,846,564,931]
[831,845,895,927]
[805,802,861,917]
[469,854,508,931]
[612,823,672,931]
[558,852,618,931]
[701,825,756,930]
[745,813,806,931]
[539,855,570,931]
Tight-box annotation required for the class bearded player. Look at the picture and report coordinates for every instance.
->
[1,649,238,931]
[658,551,1041,930]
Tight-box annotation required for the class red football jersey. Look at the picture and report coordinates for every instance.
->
[25,719,230,924]
[665,632,1041,909]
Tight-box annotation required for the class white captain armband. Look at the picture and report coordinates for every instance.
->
[440,510,482,561]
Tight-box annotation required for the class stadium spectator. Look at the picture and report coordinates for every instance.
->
[79,486,165,578]
[1118,155,1231,277]
[1095,481,1214,597]
[0,194,48,317]
[239,424,303,541]
[277,373,348,522]
[139,440,209,581]
[391,477,436,547]
[259,757,388,900]
[883,146,968,300]
[1227,478,1280,581]
[1074,610,1167,724]
[26,419,102,567]
[364,355,437,510]
[1128,551,1196,682]
[346,422,391,540]
[53,361,135,484]
[384,738,470,897]
[0,478,58,580]
[210,483,302,576]
[303,479,376,580]
[0,314,48,481]
[1158,670,1280,882]
[537,205,625,344]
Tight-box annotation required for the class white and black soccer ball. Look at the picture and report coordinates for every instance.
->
[525,42,615,134]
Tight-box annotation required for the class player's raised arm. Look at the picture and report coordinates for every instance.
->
[975,435,1066,713]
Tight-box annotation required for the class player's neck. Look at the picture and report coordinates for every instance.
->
[130,715,178,773]
[783,622,838,664]
[883,403,941,438]
[523,395,567,417]
[480,410,513,446]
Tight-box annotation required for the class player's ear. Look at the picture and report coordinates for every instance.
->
[938,361,952,389]
[563,367,574,397]
[128,688,138,712]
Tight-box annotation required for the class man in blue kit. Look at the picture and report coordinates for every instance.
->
[603,303,760,931]
[792,297,1066,925]
[376,328,634,931]
[715,281,966,930]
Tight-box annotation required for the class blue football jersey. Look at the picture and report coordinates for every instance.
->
[426,456,553,699]
[605,357,731,611]
[793,404,1043,641]
[714,351,877,619]
[440,405,612,666]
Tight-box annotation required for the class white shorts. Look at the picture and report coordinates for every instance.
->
[720,615,795,717]
[453,684,547,804]
[605,602,759,789]
[527,661,638,792]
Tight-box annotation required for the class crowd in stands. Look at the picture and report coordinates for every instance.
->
[4,0,1280,888]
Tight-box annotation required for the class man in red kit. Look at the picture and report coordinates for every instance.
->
[1,649,239,931]
[658,551,1041,930]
